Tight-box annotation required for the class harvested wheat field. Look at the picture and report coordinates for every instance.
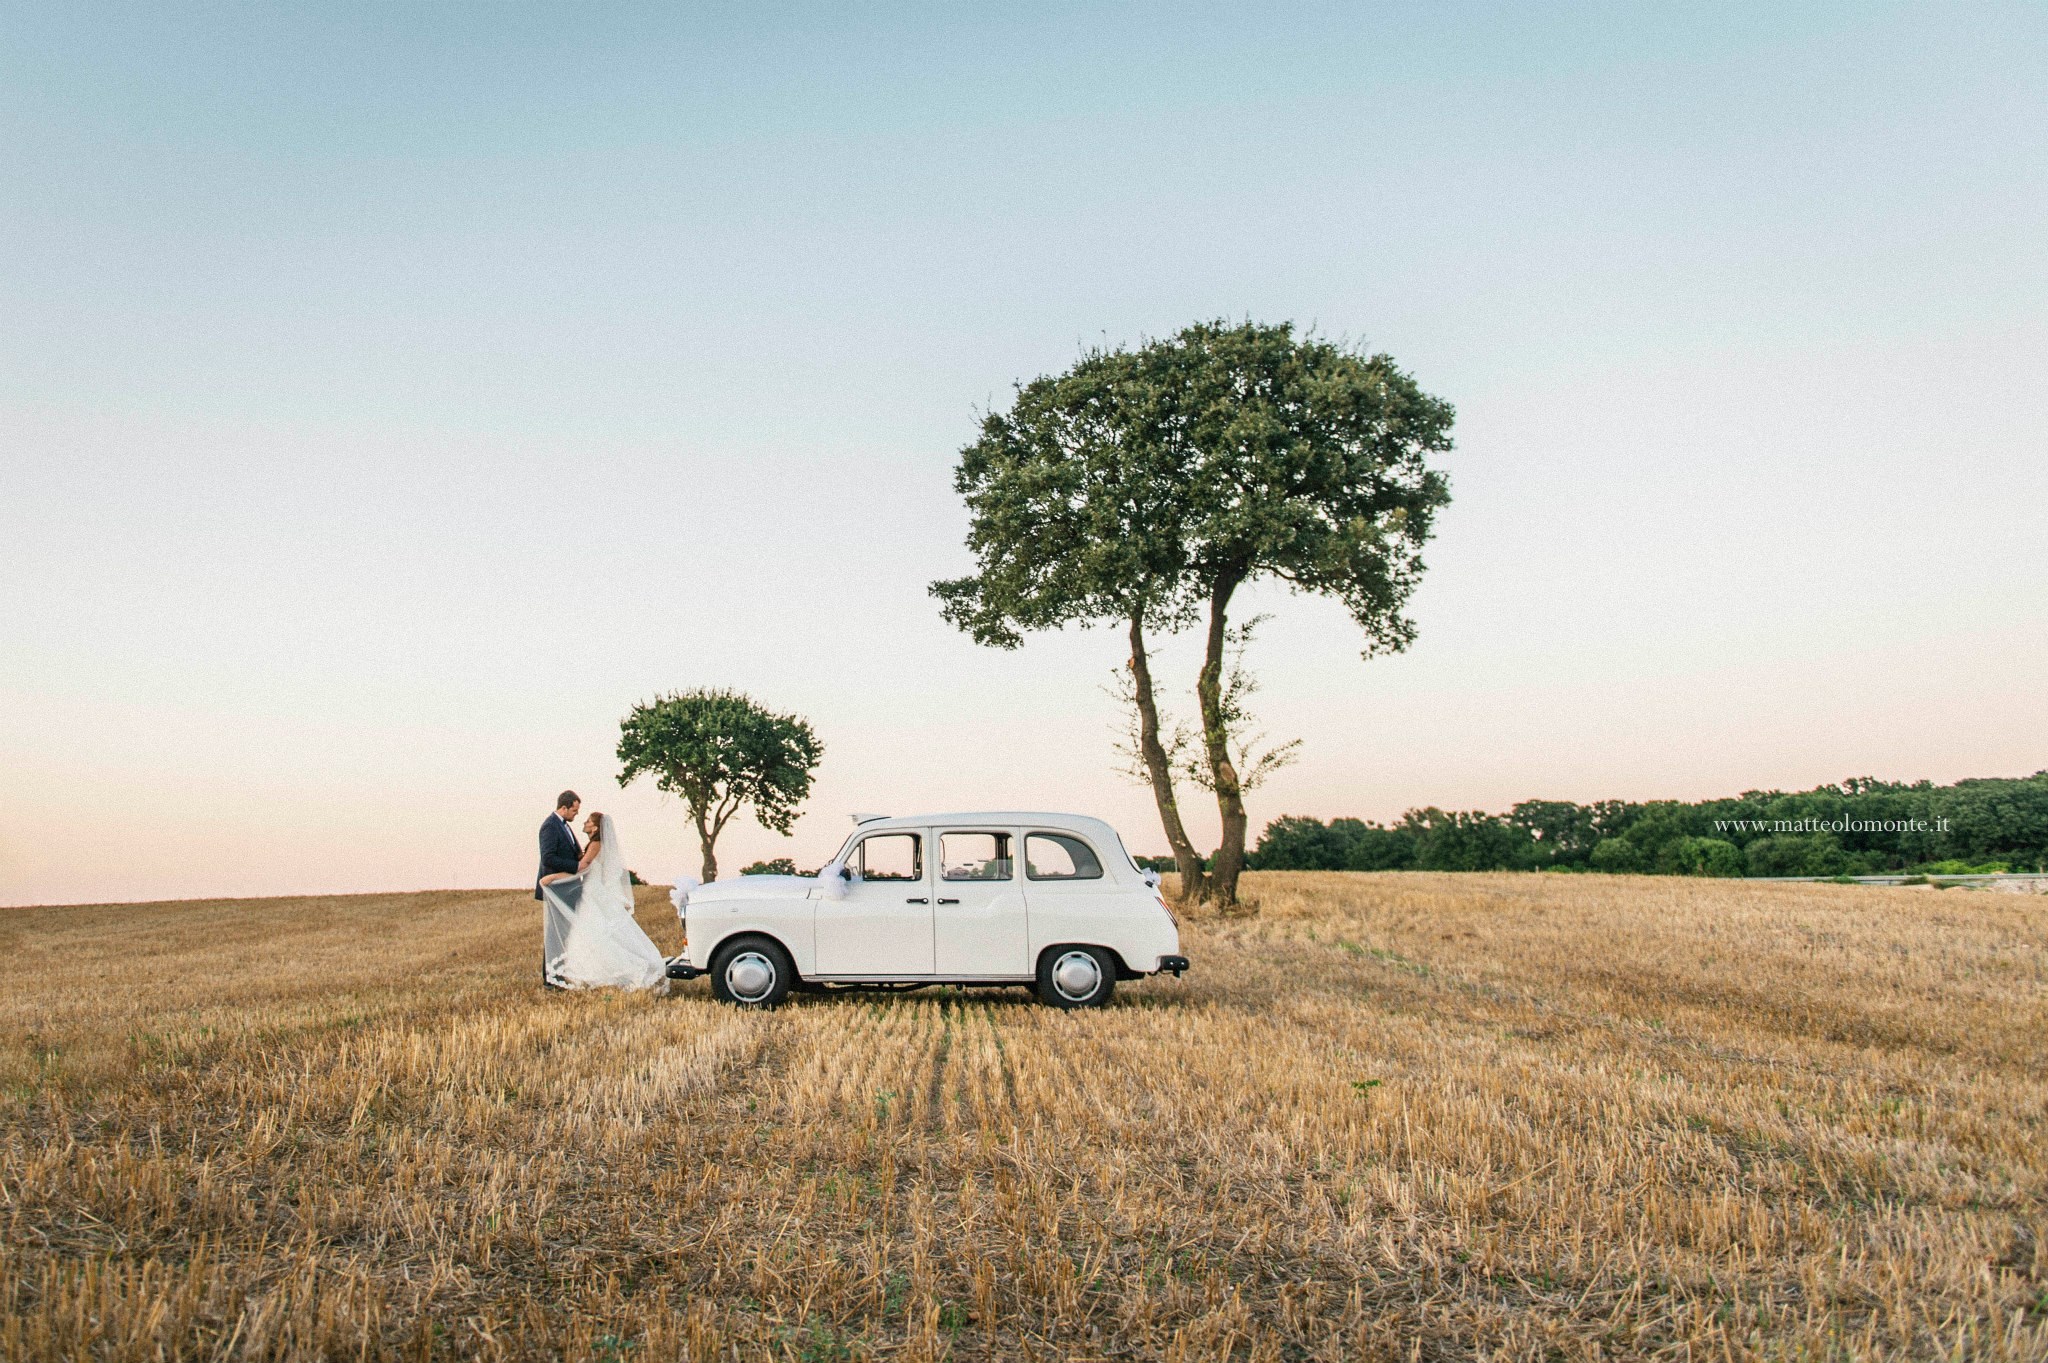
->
[3,873,2045,1361]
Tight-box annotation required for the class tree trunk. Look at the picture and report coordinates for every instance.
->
[695,811,719,884]
[1195,572,1248,907]
[1128,612,1209,902]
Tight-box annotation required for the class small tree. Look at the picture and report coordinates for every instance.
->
[616,689,823,884]
[934,320,1452,907]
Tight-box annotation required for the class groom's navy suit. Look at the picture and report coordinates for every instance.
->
[537,813,581,900]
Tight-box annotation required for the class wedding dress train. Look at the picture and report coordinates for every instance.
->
[541,814,669,991]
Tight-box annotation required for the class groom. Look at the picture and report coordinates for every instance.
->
[537,790,583,898]
[538,790,581,985]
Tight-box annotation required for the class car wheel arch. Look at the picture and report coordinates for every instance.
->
[1035,942,1134,979]
[702,925,804,969]
[722,926,799,955]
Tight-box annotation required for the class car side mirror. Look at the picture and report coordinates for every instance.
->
[839,864,853,880]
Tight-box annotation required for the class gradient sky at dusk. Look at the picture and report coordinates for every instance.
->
[5,3,2045,905]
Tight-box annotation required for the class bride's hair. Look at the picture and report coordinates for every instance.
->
[583,813,604,843]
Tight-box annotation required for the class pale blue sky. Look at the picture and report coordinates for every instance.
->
[5,3,2045,904]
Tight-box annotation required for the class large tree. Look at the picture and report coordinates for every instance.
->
[931,345,1217,894]
[933,320,1453,907]
[617,689,823,884]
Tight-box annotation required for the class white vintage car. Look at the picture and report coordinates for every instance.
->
[669,812,1188,1009]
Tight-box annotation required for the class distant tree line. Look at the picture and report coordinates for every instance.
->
[1239,773,2048,877]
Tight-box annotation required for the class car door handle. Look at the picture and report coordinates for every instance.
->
[905,897,928,904]
[937,897,959,904]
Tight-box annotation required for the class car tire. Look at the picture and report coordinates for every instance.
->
[1035,945,1115,1009]
[709,936,795,1009]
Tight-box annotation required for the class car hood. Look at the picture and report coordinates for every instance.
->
[688,875,818,904]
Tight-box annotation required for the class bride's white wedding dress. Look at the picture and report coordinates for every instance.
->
[541,814,669,992]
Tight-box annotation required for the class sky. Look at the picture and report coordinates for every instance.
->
[4,3,2045,906]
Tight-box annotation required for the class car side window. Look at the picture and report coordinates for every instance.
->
[941,832,1013,881]
[1025,833,1103,881]
[854,833,922,882]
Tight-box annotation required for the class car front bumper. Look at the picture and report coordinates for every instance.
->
[1155,955,1189,977]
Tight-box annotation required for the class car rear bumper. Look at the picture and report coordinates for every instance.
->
[1155,955,1189,977]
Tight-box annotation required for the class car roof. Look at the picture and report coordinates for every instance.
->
[850,812,1122,839]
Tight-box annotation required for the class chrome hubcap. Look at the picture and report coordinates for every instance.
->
[1051,950,1101,1001]
[726,951,775,1002]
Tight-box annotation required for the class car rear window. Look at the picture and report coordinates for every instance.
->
[1025,833,1103,881]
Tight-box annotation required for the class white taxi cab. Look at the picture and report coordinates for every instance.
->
[670,812,1187,1009]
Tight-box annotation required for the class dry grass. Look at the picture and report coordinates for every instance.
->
[3,872,2044,1361]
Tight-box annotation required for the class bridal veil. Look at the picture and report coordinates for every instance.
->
[541,814,669,991]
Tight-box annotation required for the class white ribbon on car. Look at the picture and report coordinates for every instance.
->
[669,877,701,918]
[814,860,849,899]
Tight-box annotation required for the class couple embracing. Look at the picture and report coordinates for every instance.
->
[536,790,669,992]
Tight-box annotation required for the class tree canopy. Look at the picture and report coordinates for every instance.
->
[616,689,823,884]
[934,320,1454,905]
[1246,771,2048,877]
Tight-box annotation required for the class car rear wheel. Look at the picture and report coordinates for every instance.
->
[1036,946,1115,1009]
[710,936,795,1009]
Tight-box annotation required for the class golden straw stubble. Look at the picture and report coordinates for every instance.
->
[2,872,2043,1360]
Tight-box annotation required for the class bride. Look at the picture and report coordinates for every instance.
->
[540,812,669,992]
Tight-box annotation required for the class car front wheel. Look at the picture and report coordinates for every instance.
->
[710,936,795,1009]
[1036,946,1115,1009]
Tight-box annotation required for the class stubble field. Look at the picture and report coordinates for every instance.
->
[3,872,2044,1361]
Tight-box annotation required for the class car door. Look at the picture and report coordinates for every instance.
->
[813,830,935,976]
[1019,829,1122,956]
[932,828,1029,976]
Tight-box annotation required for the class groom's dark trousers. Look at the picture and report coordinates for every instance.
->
[537,813,581,984]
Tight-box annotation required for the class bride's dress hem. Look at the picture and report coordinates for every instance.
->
[539,826,670,993]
